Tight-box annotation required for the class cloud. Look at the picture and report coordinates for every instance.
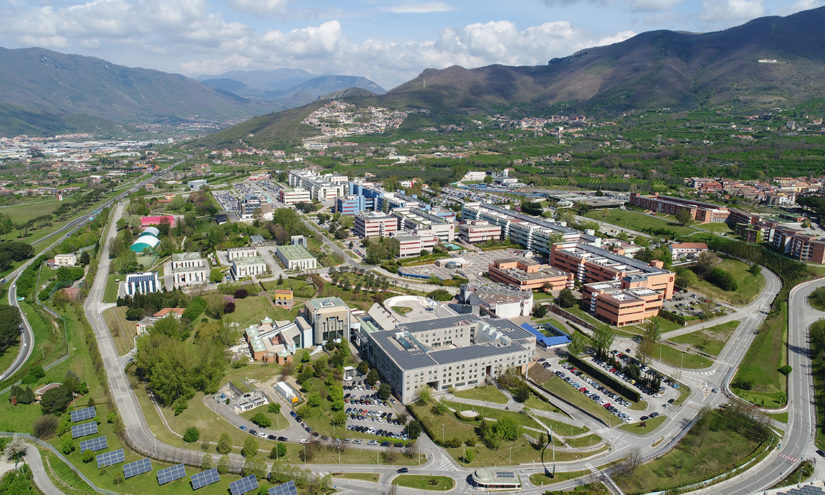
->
[384,2,456,14]
[228,0,289,16]
[779,0,825,15]
[543,0,683,11]
[701,0,764,21]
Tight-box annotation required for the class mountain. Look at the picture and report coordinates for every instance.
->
[0,47,277,136]
[207,69,315,92]
[201,72,386,107]
[202,6,825,149]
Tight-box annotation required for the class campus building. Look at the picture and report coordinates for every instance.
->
[582,280,664,327]
[461,202,581,256]
[668,242,708,259]
[130,227,160,253]
[629,193,730,223]
[487,258,574,292]
[54,253,77,267]
[303,297,351,344]
[773,226,825,263]
[365,314,536,404]
[170,252,209,289]
[458,283,534,318]
[276,244,318,271]
[396,233,438,258]
[335,194,372,215]
[243,316,313,364]
[458,220,502,244]
[354,212,398,238]
[278,187,311,206]
[226,246,258,261]
[471,469,522,491]
[124,272,160,296]
[230,256,268,280]
[288,170,348,201]
[393,207,455,244]
[550,242,675,299]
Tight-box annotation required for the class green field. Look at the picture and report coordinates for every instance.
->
[452,385,508,404]
[650,342,713,369]
[618,414,667,435]
[584,209,696,237]
[240,404,289,430]
[732,306,787,408]
[392,474,455,491]
[224,295,299,328]
[332,472,380,482]
[613,410,774,494]
[690,258,765,306]
[669,321,740,356]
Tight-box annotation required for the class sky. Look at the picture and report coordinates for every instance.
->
[0,0,822,90]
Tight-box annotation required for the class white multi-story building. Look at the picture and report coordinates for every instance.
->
[171,252,209,289]
[54,253,77,267]
[231,256,268,280]
[276,245,318,271]
[458,220,502,244]
[354,212,398,238]
[227,246,258,261]
[366,315,536,404]
[393,207,455,244]
[278,187,312,205]
[124,272,160,296]
[288,170,348,202]
[396,234,438,258]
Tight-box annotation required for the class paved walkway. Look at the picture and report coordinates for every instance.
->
[24,442,65,495]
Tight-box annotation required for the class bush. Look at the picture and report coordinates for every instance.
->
[82,450,94,463]
[125,307,143,321]
[41,386,73,415]
[183,427,200,443]
[778,365,792,376]
[223,302,236,314]
[216,433,231,454]
[183,296,207,321]
[251,413,271,428]
[268,403,281,414]
[33,415,58,439]
[707,267,737,291]
[22,366,45,385]
[61,436,76,454]
[234,289,249,299]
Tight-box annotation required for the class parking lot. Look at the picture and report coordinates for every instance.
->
[401,249,532,282]
[663,289,729,318]
[344,374,408,444]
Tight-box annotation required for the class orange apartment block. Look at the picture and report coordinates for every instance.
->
[583,280,664,326]
[629,193,729,224]
[487,258,575,291]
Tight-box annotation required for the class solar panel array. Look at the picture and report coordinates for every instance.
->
[123,458,152,479]
[70,406,96,422]
[71,421,98,439]
[190,468,220,490]
[156,463,186,485]
[229,475,258,495]
[96,449,125,468]
[79,436,107,453]
[268,480,298,495]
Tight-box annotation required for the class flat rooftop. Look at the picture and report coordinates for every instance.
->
[276,244,315,261]
[172,252,202,261]
[556,242,667,275]
[232,256,266,266]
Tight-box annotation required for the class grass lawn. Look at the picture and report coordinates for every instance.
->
[261,277,317,298]
[536,318,568,332]
[768,411,788,423]
[613,410,774,494]
[392,475,455,491]
[522,393,563,415]
[538,376,614,425]
[452,385,508,404]
[0,300,67,391]
[564,434,603,448]
[103,272,120,303]
[442,400,541,430]
[240,404,289,430]
[332,472,380,482]
[618,415,667,435]
[669,321,740,356]
[224,295,299,328]
[103,306,135,355]
[732,306,787,408]
[689,258,765,306]
[391,306,413,316]
[651,342,713,369]
[809,287,825,311]
[697,222,732,234]
[673,382,691,406]
[629,316,683,334]
[530,470,590,486]
[584,209,695,237]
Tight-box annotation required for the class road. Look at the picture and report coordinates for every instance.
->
[703,276,825,494]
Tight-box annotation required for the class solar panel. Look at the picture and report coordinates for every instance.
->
[268,480,298,495]
[229,475,258,495]
[71,421,98,439]
[190,468,220,490]
[70,406,96,422]
[156,463,186,485]
[79,436,108,453]
[123,458,152,479]
[96,449,125,468]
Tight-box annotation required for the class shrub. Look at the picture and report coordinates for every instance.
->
[251,413,271,428]
[223,302,236,314]
[183,427,200,443]
[233,289,249,299]
[778,365,792,376]
[41,386,73,415]
[82,450,94,463]
[32,415,58,439]
[60,436,76,454]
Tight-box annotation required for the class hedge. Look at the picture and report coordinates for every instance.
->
[659,309,687,326]
[566,354,641,402]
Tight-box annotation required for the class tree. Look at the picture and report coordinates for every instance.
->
[268,403,281,414]
[82,450,94,463]
[217,455,230,474]
[32,415,58,439]
[270,443,288,460]
[675,209,693,226]
[0,306,23,354]
[749,264,762,276]
[405,420,422,440]
[417,385,432,404]
[557,288,576,308]
[464,448,474,463]
[216,433,231,454]
[674,267,697,290]
[493,416,520,441]
[377,383,392,400]
[40,385,73,415]
[426,289,453,301]
[201,453,212,470]
[567,332,586,357]
[242,437,259,458]
[365,369,379,386]
[532,304,548,318]
[356,361,369,374]
[512,381,531,403]
[251,413,271,428]
[4,438,26,461]
[592,324,615,358]
[183,427,200,443]
[61,436,76,454]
